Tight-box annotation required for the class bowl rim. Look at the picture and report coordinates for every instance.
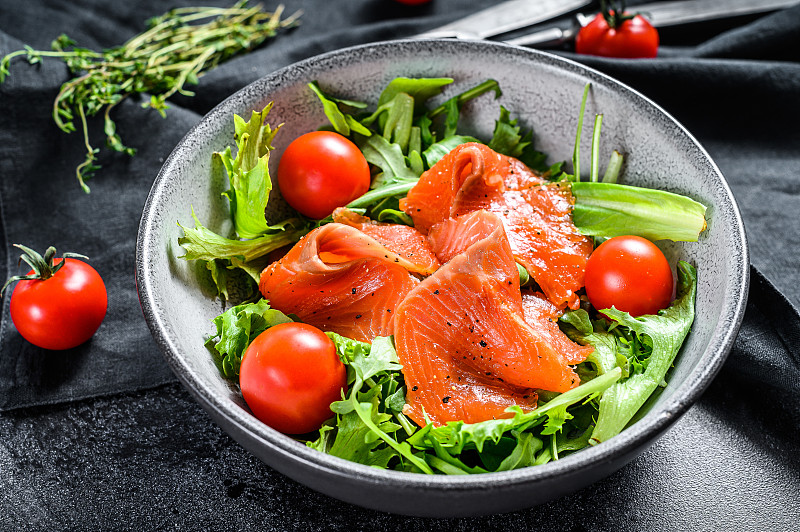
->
[136,38,750,491]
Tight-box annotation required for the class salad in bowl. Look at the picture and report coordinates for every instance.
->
[136,39,747,516]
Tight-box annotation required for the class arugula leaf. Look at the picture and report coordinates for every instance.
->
[571,182,708,242]
[314,334,433,473]
[205,299,294,379]
[377,77,454,115]
[426,79,501,121]
[308,81,370,137]
[363,92,415,152]
[495,431,543,471]
[409,368,621,457]
[359,134,419,187]
[216,103,280,240]
[487,105,548,172]
[325,396,400,468]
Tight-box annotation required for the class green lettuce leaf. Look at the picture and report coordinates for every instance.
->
[487,105,548,172]
[571,182,708,242]
[205,299,294,379]
[216,103,280,240]
[178,209,307,299]
[563,262,698,445]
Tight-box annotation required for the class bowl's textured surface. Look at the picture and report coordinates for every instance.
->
[136,39,749,517]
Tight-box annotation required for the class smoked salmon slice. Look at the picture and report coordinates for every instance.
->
[402,142,593,309]
[332,208,440,276]
[259,223,419,343]
[520,291,594,366]
[394,211,585,427]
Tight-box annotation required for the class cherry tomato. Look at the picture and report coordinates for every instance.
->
[576,10,659,59]
[239,322,347,434]
[584,235,673,317]
[9,257,107,350]
[277,131,370,220]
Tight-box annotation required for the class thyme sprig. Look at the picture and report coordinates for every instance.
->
[0,1,301,192]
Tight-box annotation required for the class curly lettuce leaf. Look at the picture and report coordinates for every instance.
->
[408,368,621,457]
[205,299,294,379]
[561,262,698,445]
[216,103,281,240]
[178,209,307,298]
[487,105,548,172]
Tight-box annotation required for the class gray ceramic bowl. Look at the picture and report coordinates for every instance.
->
[136,39,749,517]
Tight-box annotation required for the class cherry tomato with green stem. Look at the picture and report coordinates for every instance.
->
[3,244,107,350]
[239,322,347,434]
[278,131,370,220]
[584,235,673,317]
[576,2,659,59]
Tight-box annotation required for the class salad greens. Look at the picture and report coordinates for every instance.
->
[205,298,294,379]
[561,261,697,445]
[182,75,706,475]
[203,262,695,473]
[571,182,708,242]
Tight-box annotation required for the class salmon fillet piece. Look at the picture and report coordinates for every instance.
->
[332,208,440,276]
[520,291,595,366]
[402,142,592,309]
[395,211,584,427]
[259,223,419,343]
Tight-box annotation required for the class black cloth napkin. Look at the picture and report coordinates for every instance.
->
[0,0,799,527]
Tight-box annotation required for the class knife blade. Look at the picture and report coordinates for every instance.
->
[505,0,800,47]
[413,0,591,40]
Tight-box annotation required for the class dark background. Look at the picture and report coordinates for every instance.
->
[1,0,798,529]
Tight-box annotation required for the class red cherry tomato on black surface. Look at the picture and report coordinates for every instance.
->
[576,10,659,59]
[5,246,107,350]
[277,131,370,220]
[584,235,673,317]
[239,322,347,434]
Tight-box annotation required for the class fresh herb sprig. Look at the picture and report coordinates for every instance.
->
[0,1,300,192]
